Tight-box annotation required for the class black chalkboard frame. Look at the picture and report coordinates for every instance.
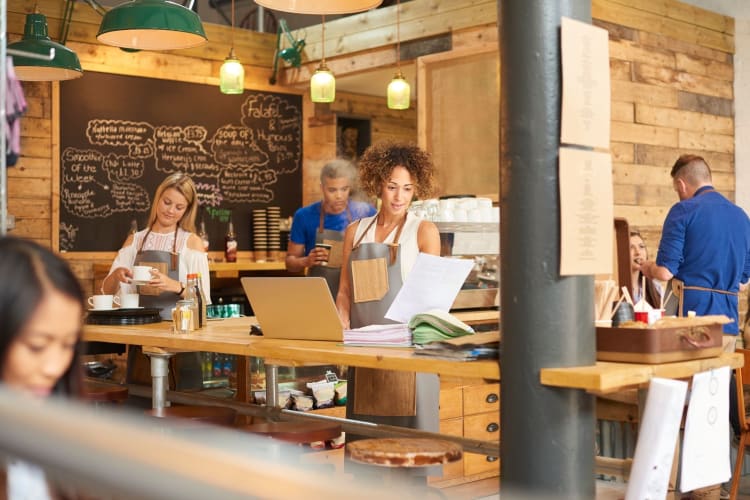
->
[54,71,303,255]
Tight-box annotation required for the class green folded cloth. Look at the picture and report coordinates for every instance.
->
[408,309,475,345]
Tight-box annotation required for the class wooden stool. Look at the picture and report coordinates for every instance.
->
[80,379,129,405]
[145,405,238,427]
[238,420,342,445]
[347,438,462,494]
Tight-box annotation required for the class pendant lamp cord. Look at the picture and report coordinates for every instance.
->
[396,0,400,71]
[230,0,235,49]
[321,15,326,65]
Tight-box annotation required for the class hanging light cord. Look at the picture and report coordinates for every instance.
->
[230,0,235,49]
[396,0,401,72]
[321,15,326,65]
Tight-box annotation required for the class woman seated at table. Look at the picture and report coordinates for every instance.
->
[336,141,441,478]
[100,172,210,390]
[630,230,663,308]
[0,236,87,498]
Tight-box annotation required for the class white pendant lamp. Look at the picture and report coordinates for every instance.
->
[387,0,410,110]
[310,15,335,103]
[255,0,382,15]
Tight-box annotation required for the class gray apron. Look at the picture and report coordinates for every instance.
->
[345,215,440,476]
[126,228,203,391]
[307,205,349,298]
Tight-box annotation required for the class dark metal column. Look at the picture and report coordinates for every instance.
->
[499,1,595,498]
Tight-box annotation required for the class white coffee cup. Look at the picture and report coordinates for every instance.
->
[88,294,119,310]
[132,265,153,282]
[119,293,139,309]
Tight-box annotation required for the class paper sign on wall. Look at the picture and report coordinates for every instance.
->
[561,16,611,149]
[559,147,613,275]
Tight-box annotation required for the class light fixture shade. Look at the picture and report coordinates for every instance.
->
[311,64,335,103]
[8,13,83,81]
[255,0,382,15]
[387,72,410,110]
[97,0,207,51]
[220,50,244,94]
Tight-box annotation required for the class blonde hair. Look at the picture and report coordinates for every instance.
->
[147,173,198,233]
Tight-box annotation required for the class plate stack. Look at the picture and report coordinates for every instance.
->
[266,206,282,261]
[252,208,268,262]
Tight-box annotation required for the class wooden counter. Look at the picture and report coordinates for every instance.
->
[82,317,500,380]
[540,353,743,392]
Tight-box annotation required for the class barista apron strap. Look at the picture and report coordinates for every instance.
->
[352,213,407,265]
[672,277,738,317]
[318,203,352,233]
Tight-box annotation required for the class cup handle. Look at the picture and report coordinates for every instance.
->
[113,296,121,306]
[88,297,95,307]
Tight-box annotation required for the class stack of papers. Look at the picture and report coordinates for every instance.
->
[413,332,500,361]
[343,323,412,347]
[408,309,474,345]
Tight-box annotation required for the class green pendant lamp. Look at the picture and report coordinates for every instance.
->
[8,13,83,81]
[386,0,410,110]
[219,0,244,94]
[97,0,207,51]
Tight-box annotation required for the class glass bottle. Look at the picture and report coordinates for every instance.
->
[225,219,237,263]
[198,219,210,253]
[184,274,202,330]
[196,273,208,327]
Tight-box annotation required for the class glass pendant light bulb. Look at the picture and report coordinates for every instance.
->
[311,63,335,103]
[220,48,244,94]
[387,72,410,110]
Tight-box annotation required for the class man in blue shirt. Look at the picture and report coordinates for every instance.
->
[285,159,376,297]
[640,154,750,335]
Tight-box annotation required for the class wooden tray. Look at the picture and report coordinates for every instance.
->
[596,323,724,364]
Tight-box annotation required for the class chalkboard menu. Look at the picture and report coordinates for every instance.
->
[59,71,302,252]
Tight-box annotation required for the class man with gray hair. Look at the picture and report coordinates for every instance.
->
[641,154,750,335]
[286,159,376,297]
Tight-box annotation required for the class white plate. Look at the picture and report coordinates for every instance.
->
[131,280,151,286]
[119,306,144,310]
[89,307,117,311]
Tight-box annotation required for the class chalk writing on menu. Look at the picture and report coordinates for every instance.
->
[59,71,302,252]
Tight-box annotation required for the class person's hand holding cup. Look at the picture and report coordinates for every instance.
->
[311,243,332,267]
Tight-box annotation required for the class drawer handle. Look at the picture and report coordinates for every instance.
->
[486,422,499,433]
[486,456,499,463]
[485,393,498,404]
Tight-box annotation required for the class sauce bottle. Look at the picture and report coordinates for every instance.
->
[225,219,237,263]
[198,219,209,253]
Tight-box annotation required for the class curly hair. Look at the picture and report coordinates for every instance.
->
[358,141,435,199]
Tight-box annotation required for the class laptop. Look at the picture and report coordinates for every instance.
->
[240,277,344,341]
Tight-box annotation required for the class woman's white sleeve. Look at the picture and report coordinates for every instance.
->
[108,244,137,295]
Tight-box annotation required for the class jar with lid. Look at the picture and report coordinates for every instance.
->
[173,300,195,334]
[184,274,202,330]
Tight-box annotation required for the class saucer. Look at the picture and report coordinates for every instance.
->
[119,306,144,310]
[89,307,117,311]
[131,279,151,286]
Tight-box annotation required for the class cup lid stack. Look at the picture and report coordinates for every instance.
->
[266,206,281,252]
[252,208,268,262]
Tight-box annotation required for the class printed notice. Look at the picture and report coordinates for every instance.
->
[559,147,613,275]
[560,16,610,149]
[680,367,731,493]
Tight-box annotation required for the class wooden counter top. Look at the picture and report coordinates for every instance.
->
[83,317,500,380]
[540,353,743,392]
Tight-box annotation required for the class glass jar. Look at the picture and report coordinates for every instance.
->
[172,299,195,334]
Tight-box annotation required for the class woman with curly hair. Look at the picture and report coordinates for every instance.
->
[336,141,441,479]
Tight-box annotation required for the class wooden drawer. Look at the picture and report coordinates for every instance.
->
[464,412,500,441]
[464,451,500,476]
[439,385,464,420]
[429,418,464,482]
[463,383,500,415]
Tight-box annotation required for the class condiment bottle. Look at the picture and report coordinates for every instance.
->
[184,274,202,330]
[198,220,209,253]
[225,219,237,263]
[173,300,195,334]
[196,272,208,327]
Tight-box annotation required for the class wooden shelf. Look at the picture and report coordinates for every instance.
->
[209,261,287,278]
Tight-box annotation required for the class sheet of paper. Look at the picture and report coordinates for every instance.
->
[560,16,611,149]
[559,147,613,275]
[626,378,688,500]
[680,367,731,492]
[384,253,474,323]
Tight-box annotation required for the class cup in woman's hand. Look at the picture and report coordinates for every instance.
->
[612,301,635,327]
[132,266,153,282]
